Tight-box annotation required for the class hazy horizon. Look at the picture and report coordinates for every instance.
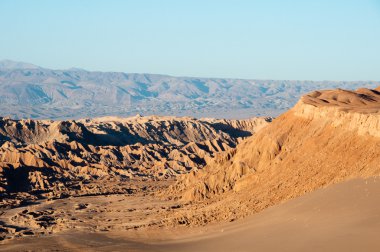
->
[1,58,379,82]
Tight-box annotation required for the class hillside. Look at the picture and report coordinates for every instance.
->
[0,60,379,119]
[167,87,380,225]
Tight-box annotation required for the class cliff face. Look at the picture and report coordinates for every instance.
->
[0,115,269,206]
[167,87,380,224]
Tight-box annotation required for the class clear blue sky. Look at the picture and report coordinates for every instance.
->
[0,0,379,80]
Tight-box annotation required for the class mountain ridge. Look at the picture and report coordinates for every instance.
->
[1,60,379,120]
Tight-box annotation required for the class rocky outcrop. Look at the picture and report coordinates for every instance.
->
[294,88,380,137]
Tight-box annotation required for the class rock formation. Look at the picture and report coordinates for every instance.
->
[0,115,270,207]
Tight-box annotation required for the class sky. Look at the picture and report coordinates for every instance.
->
[0,0,379,80]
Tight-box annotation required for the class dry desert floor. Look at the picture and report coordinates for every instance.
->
[2,178,380,252]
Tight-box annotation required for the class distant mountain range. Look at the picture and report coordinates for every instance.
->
[0,59,379,119]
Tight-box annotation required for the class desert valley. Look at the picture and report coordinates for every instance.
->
[2,1,379,250]
[1,77,380,251]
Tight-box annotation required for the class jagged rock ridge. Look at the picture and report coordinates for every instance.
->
[0,115,270,207]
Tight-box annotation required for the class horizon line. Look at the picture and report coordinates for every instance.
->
[1,59,379,83]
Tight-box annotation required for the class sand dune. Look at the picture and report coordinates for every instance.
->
[154,178,380,252]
